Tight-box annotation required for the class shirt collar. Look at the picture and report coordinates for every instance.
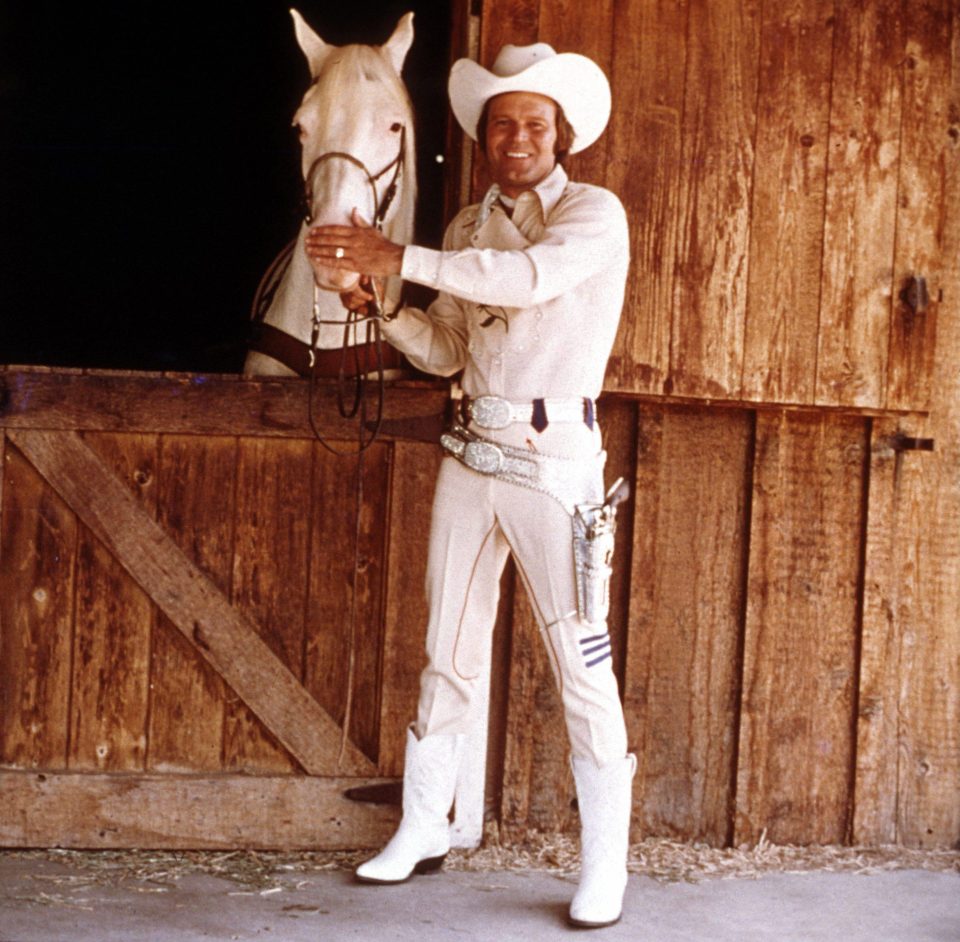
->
[515,163,568,221]
[475,163,569,229]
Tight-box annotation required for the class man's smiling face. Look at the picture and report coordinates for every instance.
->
[483,91,559,199]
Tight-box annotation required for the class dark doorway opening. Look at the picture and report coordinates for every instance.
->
[0,2,453,371]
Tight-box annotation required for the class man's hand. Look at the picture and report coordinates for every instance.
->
[305,208,405,277]
[339,276,383,314]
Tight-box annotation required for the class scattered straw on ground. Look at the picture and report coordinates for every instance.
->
[3,828,957,901]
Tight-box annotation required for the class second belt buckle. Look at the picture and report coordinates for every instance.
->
[463,440,504,474]
[469,395,513,430]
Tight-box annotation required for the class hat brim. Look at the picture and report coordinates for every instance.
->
[448,53,611,155]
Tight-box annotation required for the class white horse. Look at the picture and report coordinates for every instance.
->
[245,9,416,377]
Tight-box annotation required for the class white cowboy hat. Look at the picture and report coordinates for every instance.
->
[448,43,612,155]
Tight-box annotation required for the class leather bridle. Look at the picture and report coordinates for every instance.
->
[301,125,407,455]
[303,123,406,232]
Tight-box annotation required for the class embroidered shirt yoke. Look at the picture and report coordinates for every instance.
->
[382,164,630,402]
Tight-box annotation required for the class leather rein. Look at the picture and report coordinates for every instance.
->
[251,127,407,456]
[298,129,408,766]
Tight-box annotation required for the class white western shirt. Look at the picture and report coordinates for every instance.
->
[383,164,629,401]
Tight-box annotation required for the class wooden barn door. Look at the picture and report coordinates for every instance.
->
[0,374,453,849]
[466,0,960,849]
[467,0,950,413]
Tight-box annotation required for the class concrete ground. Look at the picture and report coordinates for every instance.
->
[0,855,957,942]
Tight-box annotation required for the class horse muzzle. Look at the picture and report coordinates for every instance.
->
[310,262,361,294]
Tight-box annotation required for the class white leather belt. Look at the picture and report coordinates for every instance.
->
[462,394,594,430]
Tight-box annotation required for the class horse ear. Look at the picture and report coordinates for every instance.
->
[381,12,415,75]
[290,8,332,78]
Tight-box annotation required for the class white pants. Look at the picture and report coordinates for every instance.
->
[415,420,628,766]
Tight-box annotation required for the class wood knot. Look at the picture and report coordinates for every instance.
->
[192,621,211,651]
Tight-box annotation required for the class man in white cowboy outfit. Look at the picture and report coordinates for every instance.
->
[306,42,634,929]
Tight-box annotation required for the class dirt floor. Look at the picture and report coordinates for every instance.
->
[1,839,958,941]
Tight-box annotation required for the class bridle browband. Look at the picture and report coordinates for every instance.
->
[301,124,407,455]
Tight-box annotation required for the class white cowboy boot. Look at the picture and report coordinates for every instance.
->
[355,726,462,884]
[568,753,637,928]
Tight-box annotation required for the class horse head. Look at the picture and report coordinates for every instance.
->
[291,9,416,294]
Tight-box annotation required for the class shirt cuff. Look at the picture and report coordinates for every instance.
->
[401,245,443,289]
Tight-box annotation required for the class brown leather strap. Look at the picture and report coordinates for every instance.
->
[249,322,403,378]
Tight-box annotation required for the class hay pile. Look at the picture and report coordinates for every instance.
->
[455,827,960,883]
[6,828,958,897]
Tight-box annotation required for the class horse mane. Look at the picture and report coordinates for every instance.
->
[314,43,417,245]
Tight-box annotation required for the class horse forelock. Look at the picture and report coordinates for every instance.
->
[311,44,408,111]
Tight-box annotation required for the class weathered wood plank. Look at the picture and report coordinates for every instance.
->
[7,428,375,776]
[624,406,751,844]
[0,369,447,438]
[891,439,960,850]
[621,405,662,838]
[896,429,960,848]
[0,441,76,768]
[735,412,867,844]
[0,368,924,433]
[668,0,760,398]
[223,438,314,773]
[443,0,479,219]
[888,29,960,843]
[538,0,614,189]
[479,0,539,80]
[854,417,925,843]
[605,0,687,395]
[885,4,952,412]
[0,770,399,850]
[816,0,904,408]
[305,443,392,765]
[741,0,833,404]
[68,434,156,772]
[377,441,442,775]
[148,435,236,772]
[598,397,638,685]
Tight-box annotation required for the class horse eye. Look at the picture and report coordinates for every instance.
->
[390,122,402,133]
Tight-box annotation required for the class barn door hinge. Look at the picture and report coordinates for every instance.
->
[889,432,935,453]
[344,781,402,805]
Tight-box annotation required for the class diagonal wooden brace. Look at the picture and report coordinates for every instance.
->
[7,428,376,777]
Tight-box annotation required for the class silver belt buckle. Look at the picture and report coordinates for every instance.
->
[469,395,513,429]
[463,440,503,474]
